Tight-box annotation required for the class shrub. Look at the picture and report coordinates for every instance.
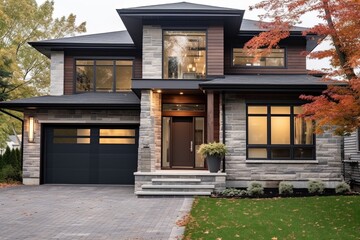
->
[247,182,264,197]
[308,180,325,194]
[0,164,21,182]
[279,182,294,195]
[220,188,248,197]
[198,142,227,158]
[335,182,351,194]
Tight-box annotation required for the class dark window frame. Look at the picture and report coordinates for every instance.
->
[231,47,287,69]
[357,128,360,152]
[246,104,316,160]
[73,57,134,93]
[162,29,208,80]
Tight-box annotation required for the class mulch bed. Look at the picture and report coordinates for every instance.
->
[0,182,22,189]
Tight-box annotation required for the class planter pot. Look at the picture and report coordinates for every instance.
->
[206,155,221,173]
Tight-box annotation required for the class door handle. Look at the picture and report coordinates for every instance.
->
[190,141,193,152]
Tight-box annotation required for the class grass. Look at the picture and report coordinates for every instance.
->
[184,196,360,240]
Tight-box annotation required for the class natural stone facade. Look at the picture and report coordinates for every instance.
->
[22,109,140,185]
[50,51,64,96]
[137,90,162,172]
[221,94,343,188]
[142,25,162,79]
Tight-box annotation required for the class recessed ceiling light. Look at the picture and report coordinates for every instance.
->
[156,90,162,93]
[179,92,184,95]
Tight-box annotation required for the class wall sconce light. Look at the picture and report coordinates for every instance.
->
[28,116,35,143]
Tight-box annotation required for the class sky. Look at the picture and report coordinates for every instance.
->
[35,0,331,70]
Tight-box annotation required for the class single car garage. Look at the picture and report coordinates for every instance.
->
[43,125,139,184]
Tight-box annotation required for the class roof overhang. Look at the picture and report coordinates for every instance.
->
[28,42,136,58]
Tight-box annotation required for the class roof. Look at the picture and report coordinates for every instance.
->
[200,75,345,92]
[0,92,140,111]
[240,19,308,32]
[128,2,237,11]
[30,31,133,45]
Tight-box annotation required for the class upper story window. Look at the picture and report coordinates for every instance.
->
[233,48,285,67]
[247,105,315,160]
[163,31,206,79]
[76,60,133,92]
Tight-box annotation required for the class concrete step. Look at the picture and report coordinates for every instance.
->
[142,184,214,189]
[135,191,212,196]
[151,178,202,185]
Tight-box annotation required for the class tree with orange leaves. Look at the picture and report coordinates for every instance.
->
[245,0,360,135]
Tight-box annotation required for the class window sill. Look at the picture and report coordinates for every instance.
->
[246,160,318,164]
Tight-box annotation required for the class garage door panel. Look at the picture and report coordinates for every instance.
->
[44,125,138,184]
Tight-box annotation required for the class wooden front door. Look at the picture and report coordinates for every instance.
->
[171,117,194,167]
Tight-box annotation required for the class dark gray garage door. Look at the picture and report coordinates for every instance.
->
[43,125,138,184]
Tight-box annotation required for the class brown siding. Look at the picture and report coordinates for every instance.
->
[63,49,142,95]
[207,26,224,77]
[225,38,307,75]
[64,56,74,95]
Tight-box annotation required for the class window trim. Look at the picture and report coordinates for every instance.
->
[231,47,287,69]
[246,104,316,161]
[73,57,135,93]
[162,29,208,80]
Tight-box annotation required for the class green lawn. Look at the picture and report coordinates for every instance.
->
[184,196,360,240]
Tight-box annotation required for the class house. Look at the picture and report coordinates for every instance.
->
[344,131,360,191]
[0,2,343,195]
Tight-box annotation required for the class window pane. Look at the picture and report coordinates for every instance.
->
[294,118,314,144]
[162,117,171,168]
[99,138,135,144]
[271,106,290,114]
[248,148,267,158]
[53,138,90,144]
[100,129,135,137]
[163,31,206,79]
[248,106,267,114]
[116,65,132,91]
[195,117,205,168]
[96,65,113,92]
[54,129,90,137]
[116,60,133,66]
[96,60,114,66]
[271,148,291,159]
[294,148,314,159]
[248,116,267,144]
[76,66,93,92]
[233,48,285,67]
[294,106,303,115]
[271,116,290,144]
[76,60,94,65]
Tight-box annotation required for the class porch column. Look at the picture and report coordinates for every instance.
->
[207,91,214,142]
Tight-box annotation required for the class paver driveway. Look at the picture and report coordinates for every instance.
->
[0,185,193,240]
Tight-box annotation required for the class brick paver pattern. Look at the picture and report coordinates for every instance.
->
[0,185,191,240]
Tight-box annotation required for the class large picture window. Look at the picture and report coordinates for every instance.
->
[76,60,133,92]
[233,48,285,67]
[247,105,315,160]
[163,31,206,79]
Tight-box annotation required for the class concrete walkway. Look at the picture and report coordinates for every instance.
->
[0,185,193,240]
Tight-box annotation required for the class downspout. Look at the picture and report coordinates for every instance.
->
[222,92,226,173]
[0,109,24,171]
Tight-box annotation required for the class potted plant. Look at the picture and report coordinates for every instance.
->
[198,142,227,173]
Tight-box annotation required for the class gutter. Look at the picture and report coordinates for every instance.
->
[0,109,24,173]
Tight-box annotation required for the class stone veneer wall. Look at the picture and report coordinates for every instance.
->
[137,25,163,173]
[221,94,343,188]
[137,90,162,172]
[50,51,64,96]
[22,109,140,185]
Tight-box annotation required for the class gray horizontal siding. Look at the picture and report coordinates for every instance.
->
[344,131,359,157]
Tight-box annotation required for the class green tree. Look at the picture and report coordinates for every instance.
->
[0,0,86,146]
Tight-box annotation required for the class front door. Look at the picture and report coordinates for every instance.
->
[171,117,194,167]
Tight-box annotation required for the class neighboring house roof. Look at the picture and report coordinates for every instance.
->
[199,75,345,92]
[0,92,140,110]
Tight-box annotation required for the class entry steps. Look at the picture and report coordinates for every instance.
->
[136,178,215,196]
